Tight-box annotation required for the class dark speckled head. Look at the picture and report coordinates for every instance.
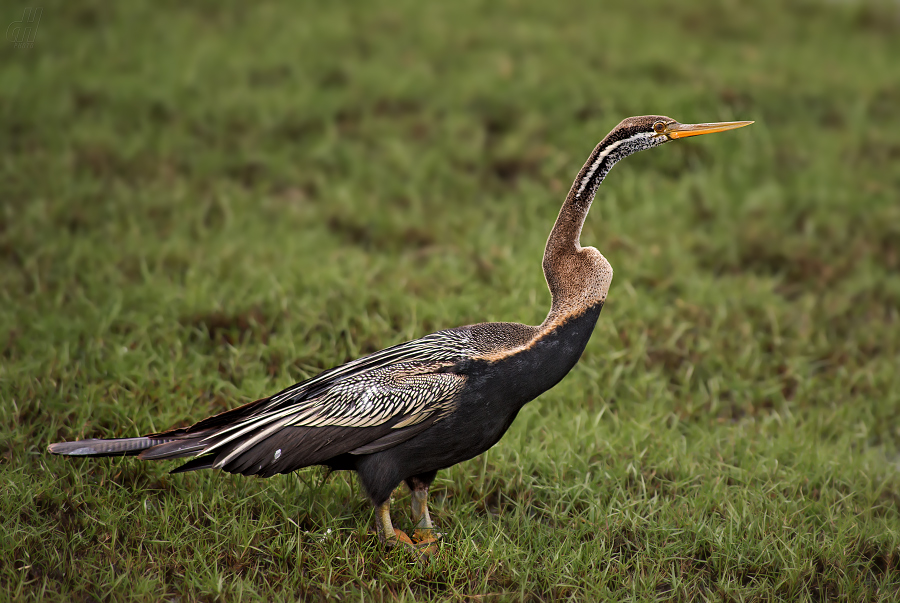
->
[606,114,675,145]
[611,115,753,143]
[570,116,754,203]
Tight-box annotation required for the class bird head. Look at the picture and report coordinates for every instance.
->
[570,116,753,201]
[615,115,754,148]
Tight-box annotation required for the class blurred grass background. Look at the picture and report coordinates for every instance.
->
[2,0,899,600]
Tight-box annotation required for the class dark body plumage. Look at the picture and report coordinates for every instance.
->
[50,307,604,503]
[49,115,751,545]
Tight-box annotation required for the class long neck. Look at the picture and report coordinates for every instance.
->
[542,131,652,321]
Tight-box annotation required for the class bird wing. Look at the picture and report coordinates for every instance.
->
[257,327,475,413]
[285,361,466,429]
[203,361,467,473]
[142,328,476,476]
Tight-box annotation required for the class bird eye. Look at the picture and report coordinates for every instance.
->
[653,121,667,134]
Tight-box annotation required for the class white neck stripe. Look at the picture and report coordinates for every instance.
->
[576,131,653,197]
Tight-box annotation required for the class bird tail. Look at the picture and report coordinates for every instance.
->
[47,396,271,468]
[47,437,179,458]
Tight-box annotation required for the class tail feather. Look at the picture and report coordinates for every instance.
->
[47,396,276,468]
[170,455,217,474]
[138,438,210,461]
[47,437,174,457]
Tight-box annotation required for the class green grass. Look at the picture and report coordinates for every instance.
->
[2,0,900,600]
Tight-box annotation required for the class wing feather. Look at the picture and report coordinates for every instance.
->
[207,362,466,471]
[198,328,474,443]
[138,329,474,475]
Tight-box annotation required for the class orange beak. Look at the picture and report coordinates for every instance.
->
[666,120,754,139]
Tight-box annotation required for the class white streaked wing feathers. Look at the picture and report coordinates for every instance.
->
[293,364,465,428]
[209,365,465,467]
[200,330,474,460]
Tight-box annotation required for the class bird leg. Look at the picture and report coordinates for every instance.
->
[409,485,441,547]
[411,489,434,531]
[374,499,414,548]
[405,471,441,546]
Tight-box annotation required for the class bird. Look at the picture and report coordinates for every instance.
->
[49,115,752,552]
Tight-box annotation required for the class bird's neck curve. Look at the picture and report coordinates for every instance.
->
[540,131,653,326]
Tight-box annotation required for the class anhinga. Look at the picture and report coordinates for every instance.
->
[49,116,752,552]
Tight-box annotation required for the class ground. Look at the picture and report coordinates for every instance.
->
[1,0,899,601]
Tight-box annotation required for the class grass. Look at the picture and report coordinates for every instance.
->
[2,0,899,600]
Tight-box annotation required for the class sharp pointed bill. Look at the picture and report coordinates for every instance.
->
[664,120,754,139]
